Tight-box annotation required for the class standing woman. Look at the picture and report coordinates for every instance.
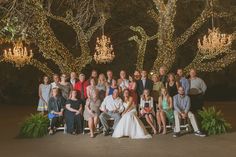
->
[166,73,179,97]
[156,88,174,134]
[37,76,51,113]
[96,73,107,101]
[128,75,138,106]
[87,78,99,99]
[64,90,83,134]
[152,74,164,111]
[140,89,157,134]
[106,79,118,96]
[84,89,101,138]
[118,70,129,91]
[58,73,73,100]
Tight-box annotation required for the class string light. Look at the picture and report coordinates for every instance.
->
[130,0,236,73]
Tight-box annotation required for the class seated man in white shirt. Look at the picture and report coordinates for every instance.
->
[99,89,124,136]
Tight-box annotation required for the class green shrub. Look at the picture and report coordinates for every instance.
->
[19,113,49,138]
[198,107,231,135]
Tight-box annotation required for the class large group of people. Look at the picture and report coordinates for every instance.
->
[37,66,207,139]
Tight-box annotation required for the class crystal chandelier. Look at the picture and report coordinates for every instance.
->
[94,15,115,64]
[3,41,33,68]
[197,0,232,54]
[198,27,232,54]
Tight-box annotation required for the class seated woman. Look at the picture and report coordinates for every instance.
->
[48,88,65,135]
[112,89,152,139]
[156,87,174,134]
[140,89,157,134]
[84,78,101,138]
[64,90,83,135]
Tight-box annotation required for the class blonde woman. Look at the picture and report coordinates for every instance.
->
[152,74,164,110]
[96,73,107,101]
[166,73,180,97]
[156,87,174,134]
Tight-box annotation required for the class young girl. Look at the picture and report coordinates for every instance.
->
[140,89,157,134]
[156,87,174,134]
[37,76,51,113]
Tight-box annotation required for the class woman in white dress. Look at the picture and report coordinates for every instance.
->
[112,89,152,139]
[37,76,51,113]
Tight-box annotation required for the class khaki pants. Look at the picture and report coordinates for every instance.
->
[174,110,199,133]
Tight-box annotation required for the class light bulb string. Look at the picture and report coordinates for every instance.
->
[211,0,214,29]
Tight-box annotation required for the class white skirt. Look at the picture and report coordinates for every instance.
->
[112,109,152,139]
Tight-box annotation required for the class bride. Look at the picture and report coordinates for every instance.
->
[112,89,152,139]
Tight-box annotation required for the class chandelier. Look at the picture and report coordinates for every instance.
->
[198,28,232,54]
[94,15,115,64]
[3,41,33,68]
[197,0,232,54]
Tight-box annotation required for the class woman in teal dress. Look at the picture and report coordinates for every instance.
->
[156,87,174,134]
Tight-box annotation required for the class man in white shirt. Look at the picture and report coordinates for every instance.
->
[99,89,124,136]
[51,74,60,89]
[70,72,77,89]
[189,69,207,113]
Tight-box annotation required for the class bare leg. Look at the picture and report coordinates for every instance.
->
[94,116,99,132]
[88,118,94,137]
[160,111,167,134]
[145,115,157,134]
[156,111,162,133]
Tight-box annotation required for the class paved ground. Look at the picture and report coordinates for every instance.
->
[0,102,236,157]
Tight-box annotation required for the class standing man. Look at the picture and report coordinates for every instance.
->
[176,68,190,95]
[159,66,168,85]
[189,69,207,113]
[106,70,114,86]
[70,72,78,89]
[137,70,153,97]
[51,74,60,89]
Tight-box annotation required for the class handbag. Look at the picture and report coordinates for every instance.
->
[48,113,59,119]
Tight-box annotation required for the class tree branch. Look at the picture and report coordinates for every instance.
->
[28,59,54,76]
[174,8,230,48]
[86,15,108,39]
[129,26,157,70]
[147,9,160,24]
[184,50,236,72]
[153,0,166,13]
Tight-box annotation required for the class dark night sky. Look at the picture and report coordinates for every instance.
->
[0,0,236,105]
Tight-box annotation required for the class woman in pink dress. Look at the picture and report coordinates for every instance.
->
[128,76,138,106]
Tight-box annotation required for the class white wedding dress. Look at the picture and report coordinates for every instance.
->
[112,102,152,139]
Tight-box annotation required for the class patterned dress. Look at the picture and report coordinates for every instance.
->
[37,84,51,111]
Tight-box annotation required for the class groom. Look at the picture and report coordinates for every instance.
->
[99,89,124,136]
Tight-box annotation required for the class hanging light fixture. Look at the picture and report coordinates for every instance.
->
[94,14,115,64]
[198,0,232,54]
[3,41,33,68]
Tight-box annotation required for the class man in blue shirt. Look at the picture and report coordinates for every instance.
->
[177,68,190,95]
[173,86,205,137]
